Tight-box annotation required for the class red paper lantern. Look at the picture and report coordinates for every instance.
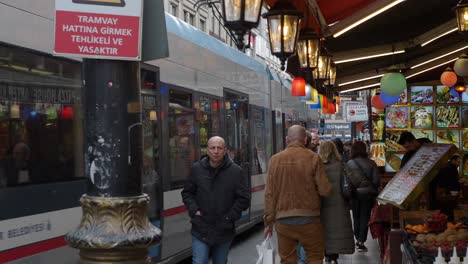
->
[440,68,458,87]
[291,77,306,96]
[212,100,218,111]
[371,94,386,110]
[327,102,336,114]
[61,106,74,120]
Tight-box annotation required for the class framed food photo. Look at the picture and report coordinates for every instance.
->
[385,153,403,172]
[410,129,434,142]
[462,106,468,127]
[436,130,460,148]
[436,105,460,128]
[385,107,408,129]
[384,130,405,152]
[436,85,459,104]
[462,131,468,151]
[395,89,408,105]
[411,86,434,104]
[410,106,433,129]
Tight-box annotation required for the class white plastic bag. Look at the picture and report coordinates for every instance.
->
[256,236,275,264]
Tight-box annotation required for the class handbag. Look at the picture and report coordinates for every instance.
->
[340,164,356,200]
[352,160,379,197]
[256,235,275,264]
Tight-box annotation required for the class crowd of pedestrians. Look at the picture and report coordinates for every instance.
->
[181,126,380,264]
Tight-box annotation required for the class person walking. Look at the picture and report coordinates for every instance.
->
[345,141,380,252]
[181,136,250,264]
[319,141,355,263]
[264,125,332,264]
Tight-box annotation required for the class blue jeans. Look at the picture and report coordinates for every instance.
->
[192,235,232,264]
[297,243,307,264]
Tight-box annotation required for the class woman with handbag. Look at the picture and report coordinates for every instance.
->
[345,141,380,252]
[319,141,355,263]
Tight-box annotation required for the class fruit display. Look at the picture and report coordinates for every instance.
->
[425,212,448,233]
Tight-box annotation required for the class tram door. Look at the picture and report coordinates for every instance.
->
[140,65,163,260]
[224,89,250,222]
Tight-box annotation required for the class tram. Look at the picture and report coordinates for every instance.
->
[0,13,315,263]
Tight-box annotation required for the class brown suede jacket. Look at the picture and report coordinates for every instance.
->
[264,142,332,226]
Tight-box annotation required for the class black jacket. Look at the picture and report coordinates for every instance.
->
[181,155,250,245]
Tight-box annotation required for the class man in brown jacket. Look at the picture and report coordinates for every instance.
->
[264,125,332,264]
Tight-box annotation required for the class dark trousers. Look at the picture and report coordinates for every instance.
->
[351,197,374,243]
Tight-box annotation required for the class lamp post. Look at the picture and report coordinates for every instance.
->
[456,0,468,34]
[262,0,303,70]
[222,0,264,49]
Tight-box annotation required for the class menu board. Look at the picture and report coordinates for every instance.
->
[378,144,458,209]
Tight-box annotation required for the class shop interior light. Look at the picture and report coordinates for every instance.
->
[421,27,458,47]
[334,50,405,64]
[339,83,380,93]
[410,45,468,69]
[406,57,459,79]
[149,110,157,121]
[337,74,384,86]
[10,104,20,119]
[333,0,406,38]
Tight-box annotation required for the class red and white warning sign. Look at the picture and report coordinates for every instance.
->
[54,0,143,60]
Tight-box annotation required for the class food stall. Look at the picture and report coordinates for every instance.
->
[369,84,468,263]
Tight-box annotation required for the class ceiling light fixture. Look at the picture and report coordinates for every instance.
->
[406,58,458,79]
[339,83,380,93]
[410,45,468,69]
[333,0,406,38]
[335,50,405,64]
[338,74,384,86]
[421,27,458,47]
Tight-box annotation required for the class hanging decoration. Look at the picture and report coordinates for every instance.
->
[306,87,319,104]
[380,71,407,96]
[371,94,386,109]
[309,99,321,109]
[454,54,468,77]
[291,77,306,96]
[440,67,458,87]
[299,83,312,100]
[380,92,400,105]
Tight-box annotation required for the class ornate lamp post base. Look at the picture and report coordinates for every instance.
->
[66,194,161,264]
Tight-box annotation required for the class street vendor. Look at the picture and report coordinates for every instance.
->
[430,154,461,221]
[398,131,432,169]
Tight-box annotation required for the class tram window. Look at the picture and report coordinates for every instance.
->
[0,45,83,188]
[199,97,220,156]
[251,107,269,175]
[168,90,195,190]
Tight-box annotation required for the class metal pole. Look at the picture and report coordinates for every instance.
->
[66,59,160,263]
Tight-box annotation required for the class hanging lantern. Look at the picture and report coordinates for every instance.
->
[306,87,319,104]
[297,28,320,70]
[454,54,468,77]
[456,0,468,34]
[380,92,400,105]
[61,106,74,120]
[380,71,407,96]
[262,0,303,70]
[371,94,386,109]
[291,77,306,96]
[314,48,331,81]
[454,81,467,94]
[299,83,312,101]
[441,67,458,87]
[222,0,264,49]
[327,63,337,86]
[10,104,20,119]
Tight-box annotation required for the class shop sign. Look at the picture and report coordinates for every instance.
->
[345,103,368,122]
[54,0,143,60]
[0,83,80,104]
[324,123,351,130]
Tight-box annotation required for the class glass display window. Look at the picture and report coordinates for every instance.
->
[385,152,403,172]
[251,107,268,175]
[385,106,408,129]
[410,106,433,129]
[436,85,459,104]
[411,86,434,104]
[369,142,385,167]
[436,105,460,128]
[436,129,460,148]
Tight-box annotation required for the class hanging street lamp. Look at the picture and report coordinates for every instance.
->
[454,80,467,95]
[222,0,264,49]
[297,28,320,70]
[324,62,336,87]
[313,48,332,82]
[456,0,468,34]
[263,0,303,70]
